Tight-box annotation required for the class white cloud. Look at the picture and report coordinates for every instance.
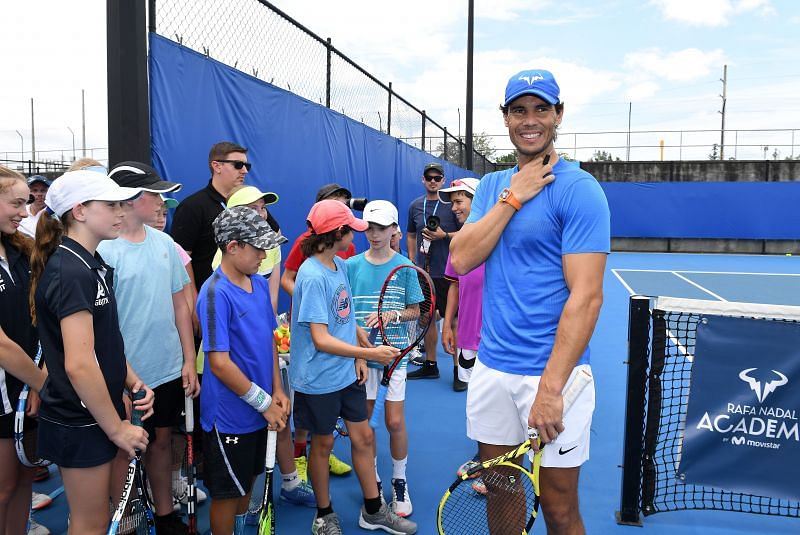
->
[625,81,661,101]
[624,48,726,82]
[651,0,774,27]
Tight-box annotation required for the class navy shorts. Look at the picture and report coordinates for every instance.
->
[202,426,266,499]
[433,277,449,318]
[143,378,185,441]
[293,381,367,435]
[37,417,117,468]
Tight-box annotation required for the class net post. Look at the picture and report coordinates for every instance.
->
[616,295,650,526]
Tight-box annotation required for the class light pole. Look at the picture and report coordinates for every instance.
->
[15,130,23,160]
[67,127,76,162]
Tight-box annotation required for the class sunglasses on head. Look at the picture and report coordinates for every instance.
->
[424,174,444,182]
[215,159,252,171]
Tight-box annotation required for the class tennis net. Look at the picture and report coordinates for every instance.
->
[617,296,800,525]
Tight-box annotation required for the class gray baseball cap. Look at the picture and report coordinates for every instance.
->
[213,206,288,250]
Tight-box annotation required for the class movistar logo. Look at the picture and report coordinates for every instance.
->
[519,74,544,85]
[739,368,788,403]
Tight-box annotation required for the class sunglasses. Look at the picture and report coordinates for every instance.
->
[424,174,444,182]
[215,159,252,171]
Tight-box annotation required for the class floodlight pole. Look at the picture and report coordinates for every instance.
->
[464,0,474,171]
[719,64,727,160]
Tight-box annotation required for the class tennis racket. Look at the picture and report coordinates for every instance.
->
[184,396,198,534]
[14,343,49,468]
[436,368,593,535]
[257,429,278,534]
[368,264,435,429]
[108,390,155,535]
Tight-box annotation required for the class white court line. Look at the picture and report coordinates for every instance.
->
[611,269,636,296]
[670,271,727,302]
[613,269,800,277]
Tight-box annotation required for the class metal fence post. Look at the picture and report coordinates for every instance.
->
[325,37,332,108]
[616,295,650,526]
[387,82,392,136]
[421,110,426,152]
[443,128,448,161]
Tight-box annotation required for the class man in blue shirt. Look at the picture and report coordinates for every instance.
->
[450,69,610,535]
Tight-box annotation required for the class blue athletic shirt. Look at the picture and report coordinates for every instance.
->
[465,159,610,376]
[289,256,358,395]
[197,268,276,434]
[345,252,423,370]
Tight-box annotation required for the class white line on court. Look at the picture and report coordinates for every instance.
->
[612,268,800,277]
[670,271,728,302]
[610,269,636,296]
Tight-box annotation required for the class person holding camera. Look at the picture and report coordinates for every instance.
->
[406,163,461,383]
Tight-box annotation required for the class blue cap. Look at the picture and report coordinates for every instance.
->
[504,69,560,106]
[27,175,52,188]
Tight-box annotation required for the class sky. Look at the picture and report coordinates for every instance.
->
[1,0,798,164]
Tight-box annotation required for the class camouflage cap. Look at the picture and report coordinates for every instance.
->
[213,206,288,250]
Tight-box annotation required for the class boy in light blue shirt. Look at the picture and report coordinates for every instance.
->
[346,200,422,518]
[100,162,199,533]
[289,200,417,534]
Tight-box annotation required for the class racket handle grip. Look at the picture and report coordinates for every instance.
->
[130,389,146,428]
[184,395,194,433]
[265,429,278,470]
[369,387,388,429]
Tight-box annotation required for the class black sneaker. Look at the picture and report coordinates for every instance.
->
[407,361,439,380]
[453,367,468,392]
[154,512,188,534]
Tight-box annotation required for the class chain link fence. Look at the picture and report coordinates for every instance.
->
[151,0,496,175]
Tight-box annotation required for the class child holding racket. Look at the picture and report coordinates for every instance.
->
[196,206,290,535]
[99,161,200,533]
[289,200,417,534]
[28,170,154,534]
[345,200,422,517]
[0,166,48,534]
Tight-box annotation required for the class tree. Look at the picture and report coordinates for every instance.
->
[496,152,517,164]
[435,131,496,167]
[708,143,719,160]
[590,150,620,162]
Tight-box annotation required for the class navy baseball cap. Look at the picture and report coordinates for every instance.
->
[504,69,561,106]
[27,175,52,188]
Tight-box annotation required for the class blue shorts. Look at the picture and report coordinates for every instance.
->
[293,381,367,435]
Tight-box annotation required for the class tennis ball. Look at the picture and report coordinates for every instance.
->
[787,253,793,256]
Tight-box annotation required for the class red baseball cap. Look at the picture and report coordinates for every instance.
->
[307,199,368,234]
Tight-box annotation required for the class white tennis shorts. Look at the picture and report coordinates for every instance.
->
[466,358,595,468]
[365,367,407,402]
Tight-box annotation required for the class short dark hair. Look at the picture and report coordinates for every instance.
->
[300,225,351,257]
[208,141,248,174]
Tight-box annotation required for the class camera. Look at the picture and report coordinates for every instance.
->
[347,197,368,211]
[421,215,441,254]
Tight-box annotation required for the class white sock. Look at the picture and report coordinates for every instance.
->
[282,469,300,491]
[374,455,381,483]
[392,456,407,481]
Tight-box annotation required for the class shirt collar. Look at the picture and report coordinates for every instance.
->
[60,237,105,271]
[205,180,226,204]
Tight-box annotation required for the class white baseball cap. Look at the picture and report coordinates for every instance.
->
[45,170,142,217]
[438,177,481,203]
[363,200,398,227]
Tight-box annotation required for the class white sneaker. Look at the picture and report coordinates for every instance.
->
[389,478,413,517]
[28,518,51,535]
[31,492,52,511]
[172,475,207,511]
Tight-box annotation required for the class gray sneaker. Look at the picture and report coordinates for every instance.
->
[312,512,343,535]
[359,503,417,534]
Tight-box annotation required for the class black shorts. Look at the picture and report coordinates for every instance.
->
[0,411,37,439]
[37,417,117,468]
[433,277,449,318]
[293,381,367,435]
[143,378,185,441]
[202,426,266,499]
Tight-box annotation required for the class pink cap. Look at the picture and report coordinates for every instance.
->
[307,199,369,234]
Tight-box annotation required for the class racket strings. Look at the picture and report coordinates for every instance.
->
[440,465,537,535]
[378,270,434,351]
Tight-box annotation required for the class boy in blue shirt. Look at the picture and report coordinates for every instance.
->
[197,206,291,535]
[346,201,422,518]
[290,200,417,534]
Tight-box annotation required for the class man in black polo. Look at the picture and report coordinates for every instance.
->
[406,163,461,383]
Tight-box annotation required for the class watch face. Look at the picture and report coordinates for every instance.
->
[499,189,510,200]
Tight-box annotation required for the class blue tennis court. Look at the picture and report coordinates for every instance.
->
[30,252,800,534]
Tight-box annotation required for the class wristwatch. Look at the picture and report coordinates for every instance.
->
[498,188,522,211]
